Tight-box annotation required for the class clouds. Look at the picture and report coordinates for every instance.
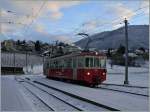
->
[82,21,98,31]
[0,0,148,43]
[0,0,82,42]
[35,23,46,33]
[111,3,135,20]
[47,1,81,20]
[81,20,109,34]
[140,0,149,15]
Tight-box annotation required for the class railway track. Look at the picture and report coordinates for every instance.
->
[101,83,148,89]
[21,83,54,111]
[22,77,148,97]
[98,85,149,97]
[21,77,119,111]
[21,81,82,111]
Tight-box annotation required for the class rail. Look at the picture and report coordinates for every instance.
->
[32,80,120,111]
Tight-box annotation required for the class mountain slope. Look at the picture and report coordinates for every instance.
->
[75,25,149,50]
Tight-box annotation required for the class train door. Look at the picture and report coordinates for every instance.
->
[72,57,77,80]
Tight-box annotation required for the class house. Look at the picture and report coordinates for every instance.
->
[3,39,15,51]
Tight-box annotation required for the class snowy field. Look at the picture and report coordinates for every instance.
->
[106,61,149,87]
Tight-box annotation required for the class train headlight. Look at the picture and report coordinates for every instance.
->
[87,72,90,76]
[102,72,106,75]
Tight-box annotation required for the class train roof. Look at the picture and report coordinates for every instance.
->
[79,51,106,56]
[48,51,106,60]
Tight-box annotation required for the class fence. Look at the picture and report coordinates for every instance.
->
[1,52,44,68]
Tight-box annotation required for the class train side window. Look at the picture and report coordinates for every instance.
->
[85,57,90,67]
[65,58,72,68]
[99,59,101,67]
[89,57,93,67]
[47,62,49,68]
[78,57,84,67]
[52,61,55,68]
[59,60,63,69]
[73,58,76,68]
[85,57,93,67]
[49,62,50,68]
[94,57,99,67]
[62,59,65,68]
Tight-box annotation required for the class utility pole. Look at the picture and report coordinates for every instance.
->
[124,18,129,85]
[26,51,28,73]
[0,9,1,34]
[14,52,15,73]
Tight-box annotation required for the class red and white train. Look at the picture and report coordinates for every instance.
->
[43,51,107,86]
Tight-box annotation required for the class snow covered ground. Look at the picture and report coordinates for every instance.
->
[1,60,149,111]
[107,61,149,74]
[1,76,32,111]
[1,75,55,111]
[23,64,43,75]
[23,75,148,111]
[106,61,149,87]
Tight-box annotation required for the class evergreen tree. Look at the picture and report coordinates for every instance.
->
[16,40,20,45]
[107,48,112,57]
[35,40,41,52]
[22,40,26,44]
[117,44,125,54]
[138,47,145,52]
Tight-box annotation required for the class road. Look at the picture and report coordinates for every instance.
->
[1,76,32,111]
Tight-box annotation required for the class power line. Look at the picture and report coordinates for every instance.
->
[75,5,149,35]
[23,0,47,35]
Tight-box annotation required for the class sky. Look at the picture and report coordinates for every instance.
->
[0,0,149,43]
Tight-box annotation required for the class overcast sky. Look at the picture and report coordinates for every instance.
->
[0,0,149,43]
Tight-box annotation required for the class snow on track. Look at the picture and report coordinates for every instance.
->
[22,81,80,111]
[22,79,109,111]
[26,76,148,111]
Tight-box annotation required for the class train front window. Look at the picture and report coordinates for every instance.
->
[85,57,93,67]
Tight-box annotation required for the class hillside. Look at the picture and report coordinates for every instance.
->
[75,25,149,50]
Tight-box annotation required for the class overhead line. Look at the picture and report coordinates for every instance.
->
[75,5,149,35]
[23,0,47,35]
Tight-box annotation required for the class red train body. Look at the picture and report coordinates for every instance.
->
[43,51,107,86]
